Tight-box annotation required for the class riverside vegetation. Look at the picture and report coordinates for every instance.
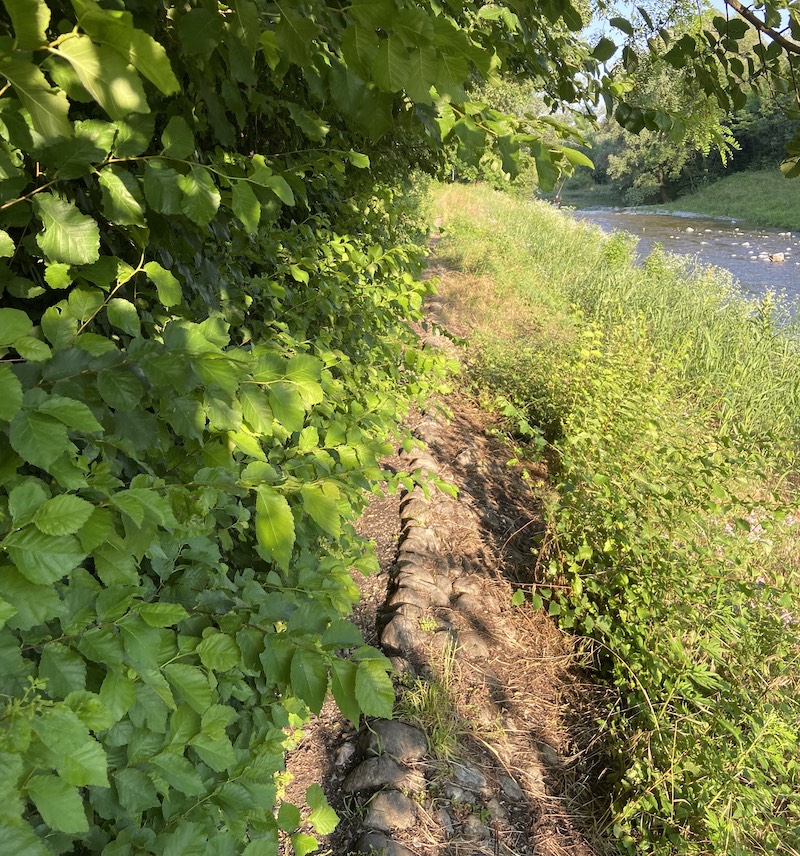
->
[433,183,800,856]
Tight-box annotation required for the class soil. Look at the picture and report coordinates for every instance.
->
[282,257,612,856]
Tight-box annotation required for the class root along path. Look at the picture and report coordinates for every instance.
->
[283,257,613,856]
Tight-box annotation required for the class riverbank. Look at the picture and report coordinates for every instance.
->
[431,182,800,855]
[657,168,800,228]
[556,167,800,230]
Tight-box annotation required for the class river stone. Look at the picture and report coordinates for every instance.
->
[364,790,418,831]
[400,499,429,524]
[453,592,483,616]
[343,757,419,793]
[452,575,483,597]
[353,833,416,856]
[381,614,424,653]
[387,587,433,611]
[458,630,491,661]
[401,527,438,553]
[498,773,525,801]
[441,783,472,803]
[395,568,437,588]
[398,580,449,608]
[452,762,487,793]
[361,720,428,762]
[461,815,490,841]
[435,808,455,839]
[391,603,427,623]
[434,574,453,598]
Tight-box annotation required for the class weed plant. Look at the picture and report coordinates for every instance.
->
[432,183,800,855]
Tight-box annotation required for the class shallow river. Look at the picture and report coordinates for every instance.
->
[571,208,800,303]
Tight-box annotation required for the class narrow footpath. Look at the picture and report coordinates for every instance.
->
[284,257,611,856]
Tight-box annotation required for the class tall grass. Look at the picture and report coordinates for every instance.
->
[432,183,800,855]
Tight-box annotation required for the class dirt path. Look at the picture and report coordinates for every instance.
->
[283,262,611,856]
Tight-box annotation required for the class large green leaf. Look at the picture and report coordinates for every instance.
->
[196,632,240,672]
[38,642,87,696]
[74,2,180,94]
[268,382,305,432]
[5,0,50,49]
[163,664,213,714]
[0,307,32,346]
[354,659,394,718]
[0,565,62,630]
[3,527,86,584]
[98,166,146,226]
[34,494,95,536]
[161,116,195,158]
[373,36,409,92]
[34,194,100,266]
[0,56,72,139]
[341,24,379,80]
[178,166,220,225]
[232,181,261,233]
[58,34,148,119]
[300,484,341,537]
[38,395,103,433]
[144,261,182,306]
[406,46,438,104]
[306,784,338,835]
[9,410,70,468]
[289,648,328,714]
[27,775,88,834]
[114,768,160,813]
[106,298,141,337]
[143,160,183,214]
[255,485,295,570]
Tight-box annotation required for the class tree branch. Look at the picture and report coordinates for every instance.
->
[725,0,800,55]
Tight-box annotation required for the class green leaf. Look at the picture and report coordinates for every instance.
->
[34,494,94,536]
[406,46,438,104]
[114,113,157,157]
[39,642,87,696]
[4,527,86,584]
[341,24,379,80]
[27,775,88,834]
[161,115,195,158]
[0,229,14,257]
[354,658,394,718]
[13,336,52,362]
[114,767,160,813]
[610,16,634,35]
[8,482,48,526]
[44,263,72,289]
[179,166,220,225]
[347,150,370,168]
[9,411,70,468]
[143,261,182,306]
[275,8,317,65]
[34,194,100,266]
[290,833,318,856]
[264,175,295,206]
[0,596,17,631]
[139,602,189,627]
[592,37,617,62]
[306,784,338,835]
[0,56,72,139]
[373,36,409,92]
[277,802,302,832]
[176,7,223,55]
[232,181,261,233]
[163,664,213,714]
[144,159,183,215]
[300,484,341,537]
[197,632,240,672]
[5,0,50,49]
[511,589,526,606]
[60,737,109,786]
[106,298,141,336]
[0,364,23,422]
[189,732,236,771]
[0,307,32,346]
[150,751,205,795]
[289,648,328,714]
[255,486,295,571]
[98,165,146,227]
[38,395,103,432]
[58,34,148,119]
[268,382,305,433]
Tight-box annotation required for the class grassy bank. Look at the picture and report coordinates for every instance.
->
[432,183,800,855]
[656,169,800,228]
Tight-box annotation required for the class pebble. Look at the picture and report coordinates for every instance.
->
[461,815,490,840]
[343,757,425,793]
[498,773,525,801]
[452,762,487,792]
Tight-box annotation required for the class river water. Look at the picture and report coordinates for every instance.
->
[571,208,800,304]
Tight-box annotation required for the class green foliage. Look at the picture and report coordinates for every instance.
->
[436,184,800,855]
[0,0,614,851]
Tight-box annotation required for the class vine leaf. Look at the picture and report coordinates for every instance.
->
[354,658,394,718]
[98,166,146,226]
[144,261,182,306]
[289,648,328,713]
[9,410,71,468]
[34,194,100,266]
[178,166,221,225]
[306,784,338,835]
[0,366,23,423]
